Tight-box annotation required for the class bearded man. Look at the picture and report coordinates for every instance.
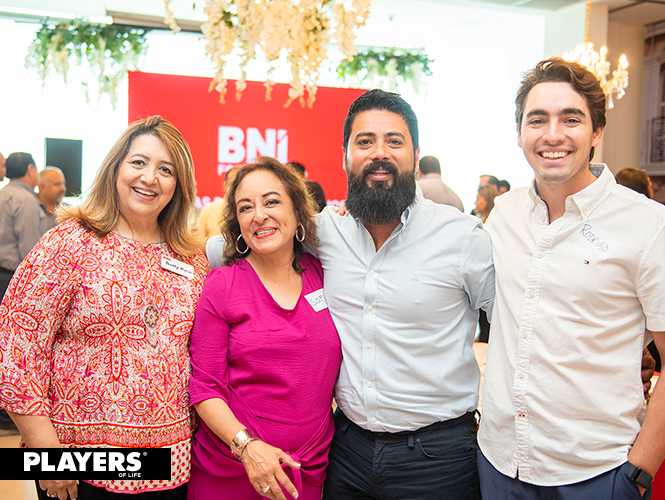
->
[313,89,495,499]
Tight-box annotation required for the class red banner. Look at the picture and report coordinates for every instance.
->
[128,71,366,207]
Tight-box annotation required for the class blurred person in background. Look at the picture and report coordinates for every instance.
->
[474,186,499,343]
[474,185,500,222]
[0,151,6,180]
[196,168,240,240]
[287,161,327,213]
[417,155,464,211]
[616,168,654,199]
[38,166,67,231]
[616,168,660,373]
[496,179,511,194]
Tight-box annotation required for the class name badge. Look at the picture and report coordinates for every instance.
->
[305,289,328,312]
[573,221,622,260]
[161,255,194,279]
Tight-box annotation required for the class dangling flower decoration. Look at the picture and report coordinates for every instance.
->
[165,0,371,107]
[25,20,147,108]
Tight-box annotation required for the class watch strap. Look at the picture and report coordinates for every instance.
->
[627,463,653,490]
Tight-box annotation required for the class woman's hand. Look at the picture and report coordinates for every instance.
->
[38,479,78,500]
[8,413,79,499]
[241,440,301,500]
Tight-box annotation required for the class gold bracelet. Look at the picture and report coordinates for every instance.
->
[230,429,260,460]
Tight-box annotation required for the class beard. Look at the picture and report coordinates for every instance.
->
[345,160,417,225]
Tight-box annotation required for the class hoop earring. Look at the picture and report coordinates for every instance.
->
[236,234,249,254]
[295,223,305,243]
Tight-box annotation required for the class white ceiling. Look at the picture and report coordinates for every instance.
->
[0,0,663,29]
[429,0,665,26]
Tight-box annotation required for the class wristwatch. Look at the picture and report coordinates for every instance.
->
[627,463,653,490]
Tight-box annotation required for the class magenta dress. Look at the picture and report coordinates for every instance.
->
[188,254,342,500]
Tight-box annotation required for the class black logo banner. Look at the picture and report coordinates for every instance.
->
[0,448,171,480]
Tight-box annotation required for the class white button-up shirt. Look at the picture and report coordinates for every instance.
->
[478,165,665,485]
[311,189,494,432]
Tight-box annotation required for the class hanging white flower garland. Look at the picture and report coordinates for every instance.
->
[164,0,371,107]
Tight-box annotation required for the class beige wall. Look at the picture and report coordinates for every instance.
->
[544,5,645,173]
[601,23,645,173]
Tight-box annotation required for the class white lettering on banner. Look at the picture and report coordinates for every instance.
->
[196,196,223,209]
[218,126,245,163]
[218,126,289,166]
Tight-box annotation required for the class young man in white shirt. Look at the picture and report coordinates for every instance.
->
[478,57,665,499]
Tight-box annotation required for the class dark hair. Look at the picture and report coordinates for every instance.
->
[515,58,606,160]
[615,168,652,198]
[497,179,511,191]
[419,156,441,175]
[221,157,319,273]
[480,175,500,187]
[286,161,307,177]
[5,152,35,179]
[343,89,419,151]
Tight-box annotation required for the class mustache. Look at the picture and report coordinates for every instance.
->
[360,161,399,180]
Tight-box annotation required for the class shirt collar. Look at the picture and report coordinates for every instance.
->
[402,184,424,227]
[8,178,37,194]
[528,163,614,219]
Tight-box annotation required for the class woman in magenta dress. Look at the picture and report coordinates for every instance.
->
[188,157,341,500]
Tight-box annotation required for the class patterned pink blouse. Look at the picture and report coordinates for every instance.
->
[0,218,208,493]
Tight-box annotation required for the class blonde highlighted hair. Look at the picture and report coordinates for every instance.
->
[59,116,201,255]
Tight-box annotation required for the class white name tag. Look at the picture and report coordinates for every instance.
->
[305,289,328,312]
[573,221,622,260]
[161,255,194,279]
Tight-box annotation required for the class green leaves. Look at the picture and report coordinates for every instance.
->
[25,19,148,107]
[336,48,433,92]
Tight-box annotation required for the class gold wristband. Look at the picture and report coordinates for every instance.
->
[230,429,259,460]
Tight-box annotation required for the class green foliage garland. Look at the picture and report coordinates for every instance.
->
[336,48,433,92]
[25,20,148,107]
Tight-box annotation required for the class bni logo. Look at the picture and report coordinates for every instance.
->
[217,126,288,175]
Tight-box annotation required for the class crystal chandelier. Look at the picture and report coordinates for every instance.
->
[562,0,629,109]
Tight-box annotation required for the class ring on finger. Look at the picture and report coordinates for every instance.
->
[47,494,57,499]
[261,485,270,493]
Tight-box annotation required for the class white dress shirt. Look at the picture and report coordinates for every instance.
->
[206,188,494,432]
[311,188,494,432]
[478,165,665,485]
